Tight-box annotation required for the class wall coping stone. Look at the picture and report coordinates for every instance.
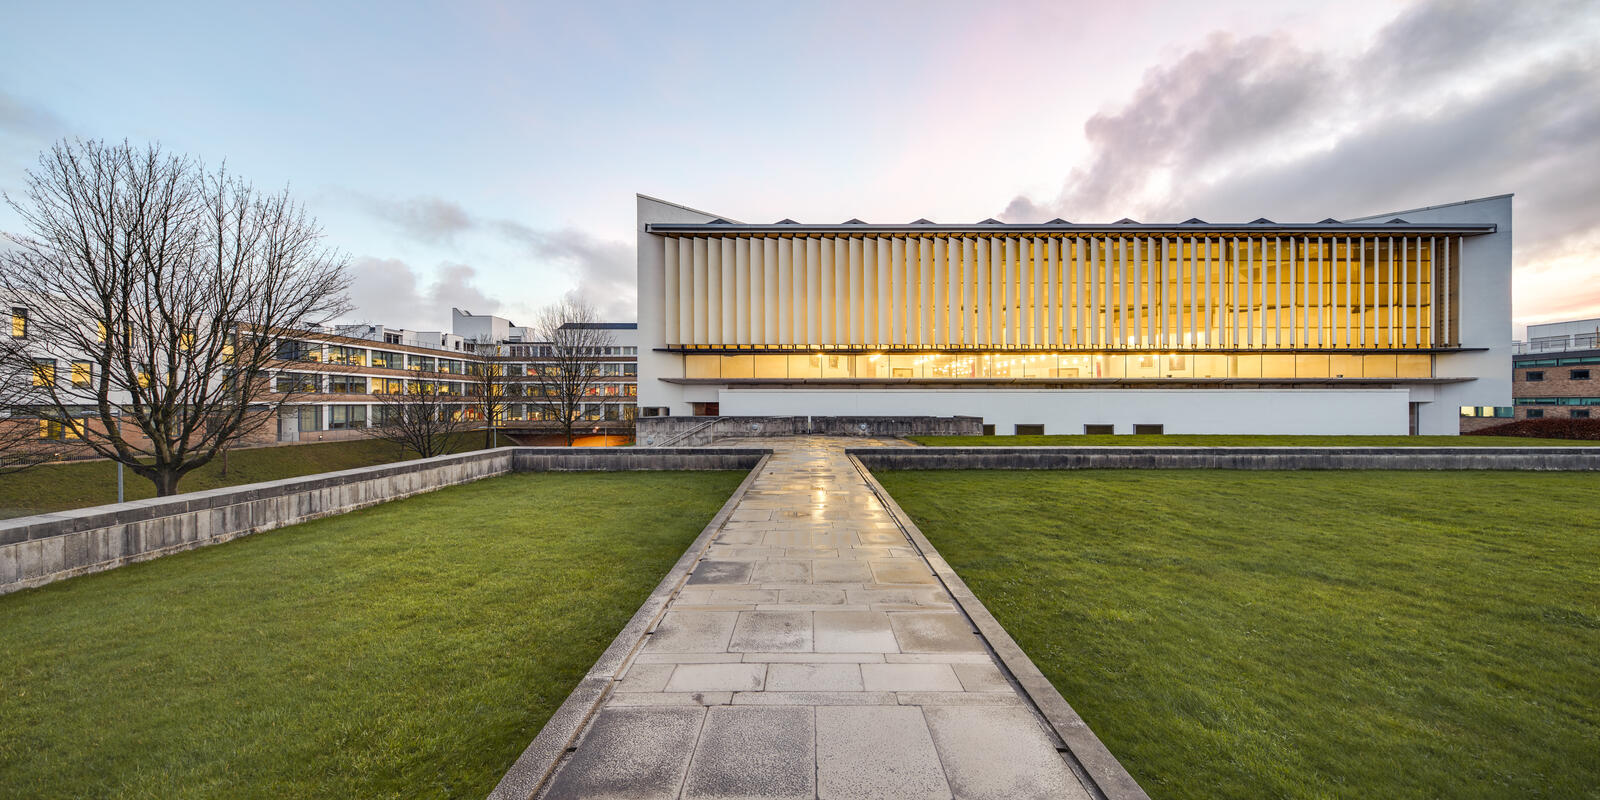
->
[0,447,768,547]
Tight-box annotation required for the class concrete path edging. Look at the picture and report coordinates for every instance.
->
[487,453,774,800]
[848,453,1153,800]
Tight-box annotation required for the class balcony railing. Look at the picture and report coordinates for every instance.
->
[1513,333,1600,355]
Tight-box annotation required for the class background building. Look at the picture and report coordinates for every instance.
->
[13,303,639,450]
[635,194,1512,435]
[1500,317,1599,422]
[265,313,638,444]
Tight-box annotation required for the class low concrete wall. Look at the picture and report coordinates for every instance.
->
[636,415,981,447]
[0,447,769,596]
[850,446,1600,471]
[511,448,766,471]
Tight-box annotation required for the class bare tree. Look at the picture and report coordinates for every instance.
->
[528,300,615,446]
[467,336,512,449]
[366,380,471,458]
[0,139,349,495]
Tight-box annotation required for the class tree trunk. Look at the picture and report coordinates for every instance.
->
[152,470,182,497]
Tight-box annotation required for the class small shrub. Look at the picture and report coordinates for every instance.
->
[1474,417,1600,440]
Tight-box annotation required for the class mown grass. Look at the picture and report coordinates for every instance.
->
[875,470,1600,800]
[0,470,744,800]
[0,438,498,520]
[907,433,1599,447]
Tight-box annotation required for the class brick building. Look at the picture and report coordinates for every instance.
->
[7,303,638,453]
[1507,317,1599,421]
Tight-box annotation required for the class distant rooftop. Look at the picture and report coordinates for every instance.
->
[559,322,637,330]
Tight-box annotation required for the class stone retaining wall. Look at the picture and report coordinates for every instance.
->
[0,447,768,596]
[636,415,981,447]
[849,446,1600,471]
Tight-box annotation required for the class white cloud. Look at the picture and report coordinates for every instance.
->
[358,193,637,322]
[342,256,502,331]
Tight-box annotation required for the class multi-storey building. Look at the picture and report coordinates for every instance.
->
[635,194,1512,435]
[8,302,639,450]
[264,313,639,444]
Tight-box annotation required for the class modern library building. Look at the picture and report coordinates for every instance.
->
[634,194,1512,435]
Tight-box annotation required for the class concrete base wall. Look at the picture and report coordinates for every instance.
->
[636,416,982,447]
[849,446,1600,471]
[0,447,767,596]
[717,388,1412,435]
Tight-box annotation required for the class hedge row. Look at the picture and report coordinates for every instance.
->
[1473,417,1600,440]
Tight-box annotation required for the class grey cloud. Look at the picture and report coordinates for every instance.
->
[343,256,501,330]
[1069,33,1327,218]
[1003,0,1600,322]
[1169,61,1600,259]
[363,196,477,244]
[1359,0,1576,83]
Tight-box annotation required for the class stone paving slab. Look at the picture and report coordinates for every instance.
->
[523,436,1097,800]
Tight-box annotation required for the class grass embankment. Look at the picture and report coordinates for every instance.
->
[875,470,1600,800]
[907,434,1600,447]
[0,438,498,520]
[0,470,745,800]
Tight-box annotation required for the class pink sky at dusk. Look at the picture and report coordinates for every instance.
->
[1,0,1596,336]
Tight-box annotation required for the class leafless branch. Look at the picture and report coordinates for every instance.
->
[526,299,614,446]
[0,138,350,494]
[365,380,472,459]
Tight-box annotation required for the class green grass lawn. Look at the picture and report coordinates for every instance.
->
[908,433,1600,447]
[0,438,500,520]
[875,470,1600,800]
[0,470,744,800]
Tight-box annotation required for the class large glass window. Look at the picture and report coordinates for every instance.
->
[685,355,719,379]
[327,346,367,366]
[328,405,367,429]
[370,350,396,369]
[328,375,367,394]
[275,372,318,393]
[70,361,93,388]
[678,351,1437,382]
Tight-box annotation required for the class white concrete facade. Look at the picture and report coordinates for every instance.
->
[720,388,1410,435]
[637,194,1513,435]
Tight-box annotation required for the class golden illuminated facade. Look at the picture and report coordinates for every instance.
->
[636,195,1512,435]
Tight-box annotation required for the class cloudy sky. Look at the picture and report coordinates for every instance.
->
[1,0,1596,335]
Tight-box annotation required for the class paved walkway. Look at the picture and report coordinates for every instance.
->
[538,437,1092,800]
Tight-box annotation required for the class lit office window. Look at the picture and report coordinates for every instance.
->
[31,358,56,386]
[10,307,27,338]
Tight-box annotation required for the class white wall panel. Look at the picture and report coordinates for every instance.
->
[719,387,1411,435]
